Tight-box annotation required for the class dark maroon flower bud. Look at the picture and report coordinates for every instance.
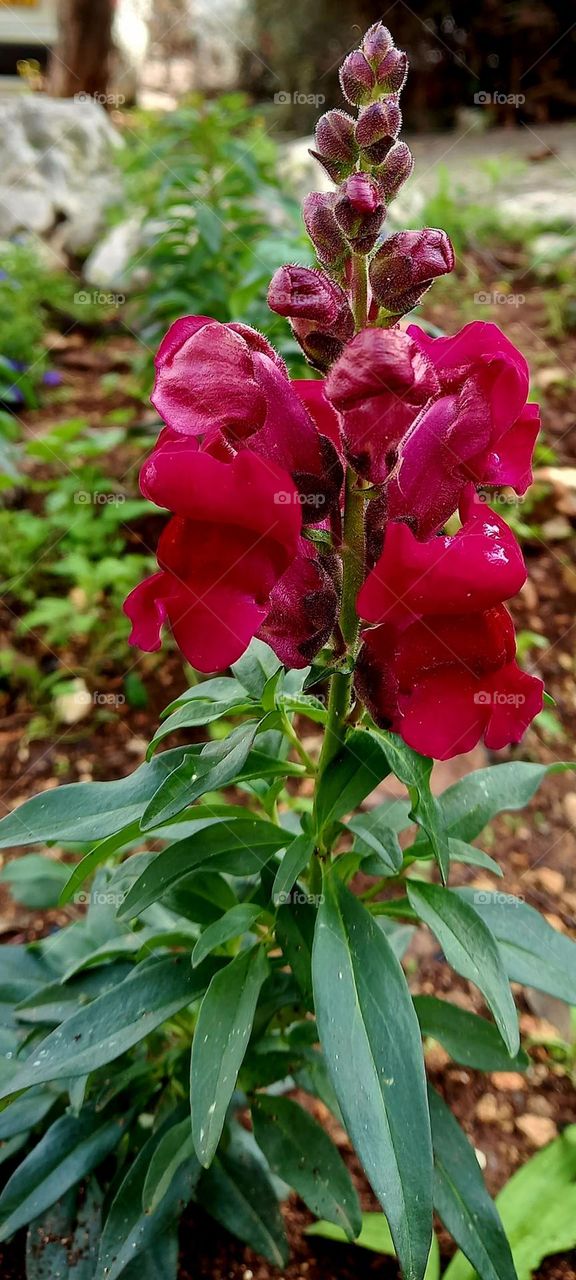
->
[339,49,376,106]
[334,172,385,254]
[375,141,414,200]
[355,99,401,164]
[369,228,455,315]
[310,109,358,183]
[303,192,350,273]
[268,265,353,333]
[268,265,354,373]
[362,22,394,68]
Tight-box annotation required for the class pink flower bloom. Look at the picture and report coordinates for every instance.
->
[324,326,439,482]
[407,321,540,495]
[356,498,543,758]
[124,448,303,672]
[151,314,342,518]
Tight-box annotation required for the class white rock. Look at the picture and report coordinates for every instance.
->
[84,215,143,289]
[0,96,123,253]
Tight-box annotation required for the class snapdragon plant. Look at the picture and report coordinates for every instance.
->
[0,22,574,1280]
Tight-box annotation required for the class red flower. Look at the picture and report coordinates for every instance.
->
[355,496,543,758]
[150,314,342,518]
[124,448,302,672]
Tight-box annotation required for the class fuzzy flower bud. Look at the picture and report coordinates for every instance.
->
[374,46,408,95]
[375,141,414,200]
[268,265,354,373]
[310,109,358,183]
[362,22,395,67]
[303,191,350,273]
[355,99,401,164]
[339,49,376,106]
[369,228,455,315]
[334,173,385,254]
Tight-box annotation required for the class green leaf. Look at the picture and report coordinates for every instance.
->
[277,691,328,723]
[347,809,403,874]
[0,1090,56,1141]
[0,748,193,848]
[447,840,503,878]
[0,1109,124,1241]
[142,1119,198,1213]
[1,956,219,1097]
[191,946,269,1166]
[276,896,316,1006]
[15,962,134,1027]
[414,997,529,1072]
[147,697,255,753]
[459,890,576,1005]
[418,762,576,849]
[163,675,247,714]
[97,1117,200,1280]
[272,833,315,906]
[231,637,281,697]
[428,1086,517,1280]
[196,1124,288,1266]
[191,904,263,968]
[118,819,288,920]
[407,882,519,1057]
[141,725,258,828]
[473,1125,576,1280]
[59,821,144,905]
[25,1180,102,1280]
[312,871,433,1280]
[0,856,69,908]
[315,729,389,834]
[372,731,449,882]
[252,1095,361,1239]
[306,1214,440,1279]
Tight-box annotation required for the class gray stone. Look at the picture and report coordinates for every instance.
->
[0,96,123,253]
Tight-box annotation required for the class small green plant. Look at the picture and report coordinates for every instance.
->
[113,94,314,383]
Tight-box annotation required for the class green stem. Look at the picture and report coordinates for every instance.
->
[280,710,316,773]
[350,252,369,331]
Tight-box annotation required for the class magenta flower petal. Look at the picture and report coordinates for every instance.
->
[479,401,540,494]
[293,379,342,451]
[324,327,439,482]
[151,316,266,437]
[358,502,526,627]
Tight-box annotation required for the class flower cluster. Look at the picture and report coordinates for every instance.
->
[125,22,543,761]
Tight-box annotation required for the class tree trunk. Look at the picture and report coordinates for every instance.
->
[48,0,115,100]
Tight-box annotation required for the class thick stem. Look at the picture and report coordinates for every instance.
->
[350,252,369,331]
